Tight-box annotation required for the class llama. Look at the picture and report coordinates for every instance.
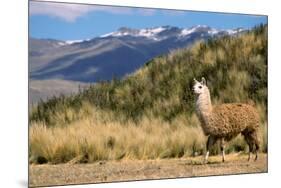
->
[192,77,260,163]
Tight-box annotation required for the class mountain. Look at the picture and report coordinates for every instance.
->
[30,24,267,125]
[29,79,89,105]
[29,25,245,83]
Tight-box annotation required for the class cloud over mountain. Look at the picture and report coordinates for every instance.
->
[29,1,158,22]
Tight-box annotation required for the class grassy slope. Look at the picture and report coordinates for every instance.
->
[29,24,267,164]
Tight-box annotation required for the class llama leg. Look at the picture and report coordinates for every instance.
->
[248,144,253,161]
[204,151,209,163]
[220,138,226,162]
[246,136,253,161]
[204,135,216,163]
[252,131,260,161]
[254,143,259,161]
[245,131,260,161]
[242,131,253,161]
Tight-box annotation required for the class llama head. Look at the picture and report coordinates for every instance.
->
[193,77,207,95]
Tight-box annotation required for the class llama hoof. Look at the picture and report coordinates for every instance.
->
[254,155,258,161]
[247,154,251,161]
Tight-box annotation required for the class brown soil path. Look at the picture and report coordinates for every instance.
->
[29,153,267,187]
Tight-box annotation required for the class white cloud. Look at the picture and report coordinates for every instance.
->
[137,9,157,16]
[29,1,134,22]
[29,1,186,22]
[161,9,186,16]
[29,1,94,22]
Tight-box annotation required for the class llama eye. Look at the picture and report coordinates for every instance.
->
[198,86,202,89]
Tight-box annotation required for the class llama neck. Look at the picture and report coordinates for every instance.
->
[196,88,213,124]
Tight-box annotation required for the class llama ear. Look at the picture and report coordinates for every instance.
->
[201,77,206,85]
[193,78,199,83]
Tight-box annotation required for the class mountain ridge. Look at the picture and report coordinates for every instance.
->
[30,25,246,83]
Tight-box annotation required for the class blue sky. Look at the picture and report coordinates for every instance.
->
[29,1,267,41]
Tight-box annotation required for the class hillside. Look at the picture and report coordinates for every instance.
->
[29,25,267,165]
[30,24,267,126]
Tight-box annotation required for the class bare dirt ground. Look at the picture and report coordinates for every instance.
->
[29,153,267,187]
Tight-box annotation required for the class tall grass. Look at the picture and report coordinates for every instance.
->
[29,105,268,164]
[29,24,268,164]
[30,108,203,164]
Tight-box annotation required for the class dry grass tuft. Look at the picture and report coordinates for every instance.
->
[29,106,267,164]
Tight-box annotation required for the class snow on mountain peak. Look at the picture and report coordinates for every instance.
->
[100,26,168,40]
[179,25,208,37]
[99,25,245,41]
[180,28,197,36]
[138,27,166,40]
[208,28,220,35]
[65,39,91,45]
[226,28,245,35]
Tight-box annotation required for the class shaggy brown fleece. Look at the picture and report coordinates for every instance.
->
[201,103,260,140]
